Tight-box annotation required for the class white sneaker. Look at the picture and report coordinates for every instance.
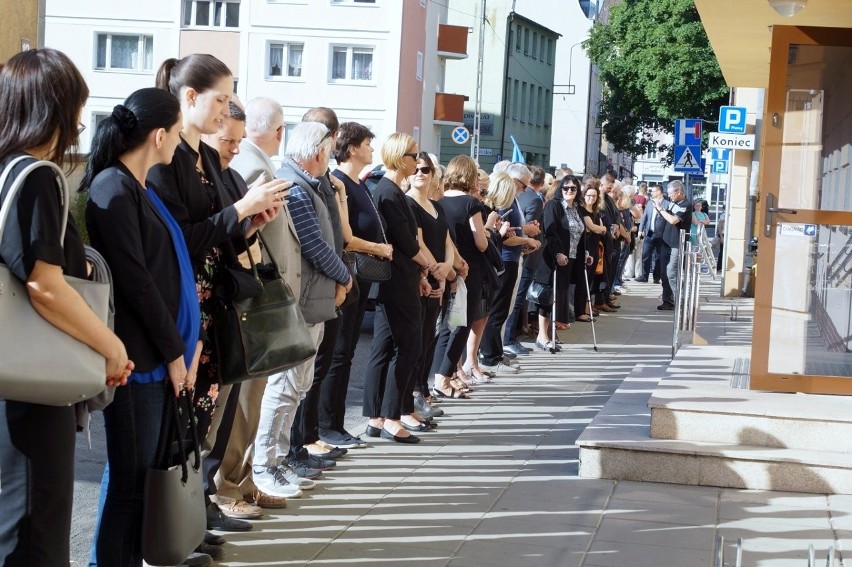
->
[480,361,520,375]
[253,466,305,498]
[276,463,316,490]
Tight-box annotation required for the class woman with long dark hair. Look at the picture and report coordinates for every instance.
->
[533,175,584,349]
[83,87,203,566]
[575,181,607,322]
[0,48,131,567]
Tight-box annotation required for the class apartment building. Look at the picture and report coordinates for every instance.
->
[44,0,468,156]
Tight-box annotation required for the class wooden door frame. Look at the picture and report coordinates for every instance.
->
[750,25,852,395]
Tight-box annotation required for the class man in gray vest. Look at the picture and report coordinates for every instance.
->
[252,122,352,498]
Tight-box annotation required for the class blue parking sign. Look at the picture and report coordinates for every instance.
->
[712,160,728,174]
[719,106,747,134]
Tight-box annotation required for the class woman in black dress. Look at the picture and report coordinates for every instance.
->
[362,134,441,443]
[405,153,456,423]
[430,155,489,399]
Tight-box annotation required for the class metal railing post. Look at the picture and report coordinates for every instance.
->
[671,230,687,358]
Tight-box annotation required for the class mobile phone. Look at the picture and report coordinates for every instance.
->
[500,209,513,219]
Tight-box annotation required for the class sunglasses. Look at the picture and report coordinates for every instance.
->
[562,185,578,191]
[403,152,418,159]
[414,166,432,175]
[315,130,333,147]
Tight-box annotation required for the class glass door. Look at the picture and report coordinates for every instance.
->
[751,27,852,395]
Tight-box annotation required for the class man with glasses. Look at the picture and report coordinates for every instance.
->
[501,163,543,359]
[654,180,692,310]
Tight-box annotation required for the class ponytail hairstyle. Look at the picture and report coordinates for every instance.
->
[0,48,88,168]
[155,54,232,97]
[79,88,180,191]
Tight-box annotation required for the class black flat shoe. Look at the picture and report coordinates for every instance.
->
[380,429,421,443]
[402,422,430,432]
[364,425,382,437]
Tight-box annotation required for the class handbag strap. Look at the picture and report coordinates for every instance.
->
[363,185,387,244]
[242,230,283,284]
[154,387,202,481]
[0,156,71,245]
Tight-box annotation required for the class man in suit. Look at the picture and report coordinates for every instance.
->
[636,184,668,283]
[214,98,316,514]
[501,163,543,359]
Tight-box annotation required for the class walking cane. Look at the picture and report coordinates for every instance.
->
[549,267,558,354]
[582,263,599,352]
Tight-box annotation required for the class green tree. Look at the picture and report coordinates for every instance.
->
[583,0,728,161]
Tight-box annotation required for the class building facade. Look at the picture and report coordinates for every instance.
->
[44,0,466,157]
[0,0,40,62]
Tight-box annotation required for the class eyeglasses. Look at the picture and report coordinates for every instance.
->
[77,123,87,135]
[315,130,333,147]
[562,185,578,191]
[403,152,418,159]
[414,166,432,175]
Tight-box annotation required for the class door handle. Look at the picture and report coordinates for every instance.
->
[764,194,797,237]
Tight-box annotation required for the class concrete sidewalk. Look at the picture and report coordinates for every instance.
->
[208,279,847,566]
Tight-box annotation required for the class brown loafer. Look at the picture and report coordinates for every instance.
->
[245,490,288,509]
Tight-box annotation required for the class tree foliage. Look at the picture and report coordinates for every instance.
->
[583,0,728,161]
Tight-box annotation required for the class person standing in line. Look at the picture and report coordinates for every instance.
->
[575,182,608,322]
[85,88,205,567]
[362,133,438,441]
[0,47,132,567]
[148,53,286,534]
[636,184,668,284]
[655,180,692,311]
[252,122,352,491]
[319,122,393,449]
[690,199,710,245]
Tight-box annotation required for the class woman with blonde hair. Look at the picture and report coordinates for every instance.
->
[363,133,444,442]
[430,155,488,398]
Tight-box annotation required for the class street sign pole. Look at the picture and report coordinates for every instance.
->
[470,0,486,160]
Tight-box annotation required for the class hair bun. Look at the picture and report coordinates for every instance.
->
[112,104,137,134]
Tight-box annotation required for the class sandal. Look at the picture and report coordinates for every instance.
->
[449,377,472,392]
[576,314,594,322]
[555,322,570,331]
[431,387,471,400]
[462,365,492,384]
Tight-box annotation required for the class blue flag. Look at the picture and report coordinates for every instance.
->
[510,135,525,164]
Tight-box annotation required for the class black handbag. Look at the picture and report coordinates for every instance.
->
[142,388,206,566]
[526,280,554,307]
[350,251,391,282]
[215,232,316,385]
[348,190,391,282]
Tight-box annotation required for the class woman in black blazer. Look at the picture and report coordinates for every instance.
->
[83,88,201,567]
[533,175,585,350]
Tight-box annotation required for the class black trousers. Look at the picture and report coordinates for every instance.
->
[0,400,75,567]
[290,315,342,454]
[504,263,535,345]
[479,261,520,365]
[642,235,664,281]
[319,278,372,435]
[362,300,422,419]
[412,295,442,397]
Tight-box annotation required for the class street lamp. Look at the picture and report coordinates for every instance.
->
[768,0,808,17]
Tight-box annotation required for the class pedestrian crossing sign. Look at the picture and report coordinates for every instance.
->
[674,145,702,172]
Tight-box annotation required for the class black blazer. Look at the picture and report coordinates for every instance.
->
[535,199,572,283]
[147,138,248,267]
[516,187,544,271]
[86,163,185,373]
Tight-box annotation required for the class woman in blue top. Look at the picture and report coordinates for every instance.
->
[83,88,202,567]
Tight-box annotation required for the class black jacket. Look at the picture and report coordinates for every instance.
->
[86,163,185,373]
[535,199,572,284]
[516,187,544,272]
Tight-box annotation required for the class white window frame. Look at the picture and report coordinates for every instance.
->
[91,111,110,133]
[328,45,375,84]
[416,51,423,81]
[182,0,241,29]
[266,41,304,80]
[94,33,154,73]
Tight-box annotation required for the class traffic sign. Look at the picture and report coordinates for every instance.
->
[719,106,747,134]
[451,126,469,144]
[675,119,702,146]
[711,148,732,162]
[674,145,702,172]
[709,132,755,151]
[712,160,728,174]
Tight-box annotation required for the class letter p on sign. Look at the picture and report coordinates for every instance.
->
[719,106,747,134]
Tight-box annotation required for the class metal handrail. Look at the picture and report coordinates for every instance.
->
[672,231,703,357]
[714,536,835,566]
